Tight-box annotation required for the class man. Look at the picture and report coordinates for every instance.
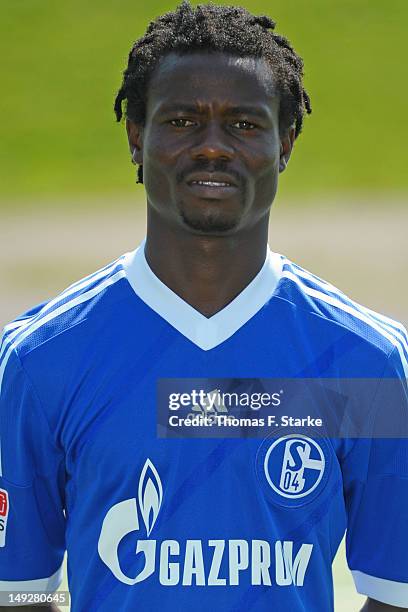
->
[0,2,407,610]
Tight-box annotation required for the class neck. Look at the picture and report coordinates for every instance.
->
[144,206,270,317]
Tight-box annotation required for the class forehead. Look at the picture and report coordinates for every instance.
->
[147,51,279,111]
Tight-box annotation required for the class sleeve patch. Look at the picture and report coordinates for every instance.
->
[0,488,9,547]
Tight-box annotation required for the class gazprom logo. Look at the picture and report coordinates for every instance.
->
[98,459,163,585]
[264,435,325,499]
[98,458,314,587]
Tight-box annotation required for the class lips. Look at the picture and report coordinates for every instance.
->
[185,172,238,188]
[190,180,232,187]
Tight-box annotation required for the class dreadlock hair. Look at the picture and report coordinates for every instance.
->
[114,1,312,184]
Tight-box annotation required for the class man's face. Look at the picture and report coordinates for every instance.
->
[128,51,294,235]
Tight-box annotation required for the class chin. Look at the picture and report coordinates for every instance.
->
[178,198,243,234]
[180,210,240,234]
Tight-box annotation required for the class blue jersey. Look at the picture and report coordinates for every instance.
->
[1,242,407,611]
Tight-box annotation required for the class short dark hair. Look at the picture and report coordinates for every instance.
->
[115,1,312,183]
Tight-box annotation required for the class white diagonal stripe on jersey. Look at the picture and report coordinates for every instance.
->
[0,269,127,479]
[46,253,125,298]
[282,270,408,377]
[0,269,126,386]
[282,259,408,345]
[0,269,126,375]
[54,254,126,297]
[0,340,17,478]
[282,263,408,358]
[0,270,127,478]
[0,257,126,363]
[364,304,408,335]
[0,321,28,357]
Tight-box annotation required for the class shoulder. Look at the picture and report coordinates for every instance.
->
[276,255,408,368]
[0,251,131,367]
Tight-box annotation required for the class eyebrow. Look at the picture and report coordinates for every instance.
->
[156,103,272,120]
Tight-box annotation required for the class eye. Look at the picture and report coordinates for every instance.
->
[231,120,257,130]
[169,118,196,128]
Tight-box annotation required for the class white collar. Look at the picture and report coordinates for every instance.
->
[123,239,282,351]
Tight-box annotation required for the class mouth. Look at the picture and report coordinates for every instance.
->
[184,173,239,199]
[189,179,233,188]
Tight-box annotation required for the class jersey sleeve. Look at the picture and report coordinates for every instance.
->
[0,331,66,602]
[341,345,408,608]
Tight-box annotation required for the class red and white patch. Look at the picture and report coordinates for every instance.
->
[0,488,9,547]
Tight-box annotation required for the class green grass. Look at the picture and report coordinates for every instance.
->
[1,0,407,207]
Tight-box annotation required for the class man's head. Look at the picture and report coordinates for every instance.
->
[115,1,311,235]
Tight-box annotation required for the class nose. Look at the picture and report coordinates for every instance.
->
[190,120,234,162]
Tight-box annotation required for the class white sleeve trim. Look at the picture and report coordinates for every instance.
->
[0,565,63,605]
[352,569,408,608]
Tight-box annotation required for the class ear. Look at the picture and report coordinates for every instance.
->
[279,126,296,173]
[126,118,144,165]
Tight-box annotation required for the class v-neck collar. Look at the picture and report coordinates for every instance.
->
[122,239,283,351]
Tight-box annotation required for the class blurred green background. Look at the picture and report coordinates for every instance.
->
[1,0,408,207]
[1,2,407,610]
